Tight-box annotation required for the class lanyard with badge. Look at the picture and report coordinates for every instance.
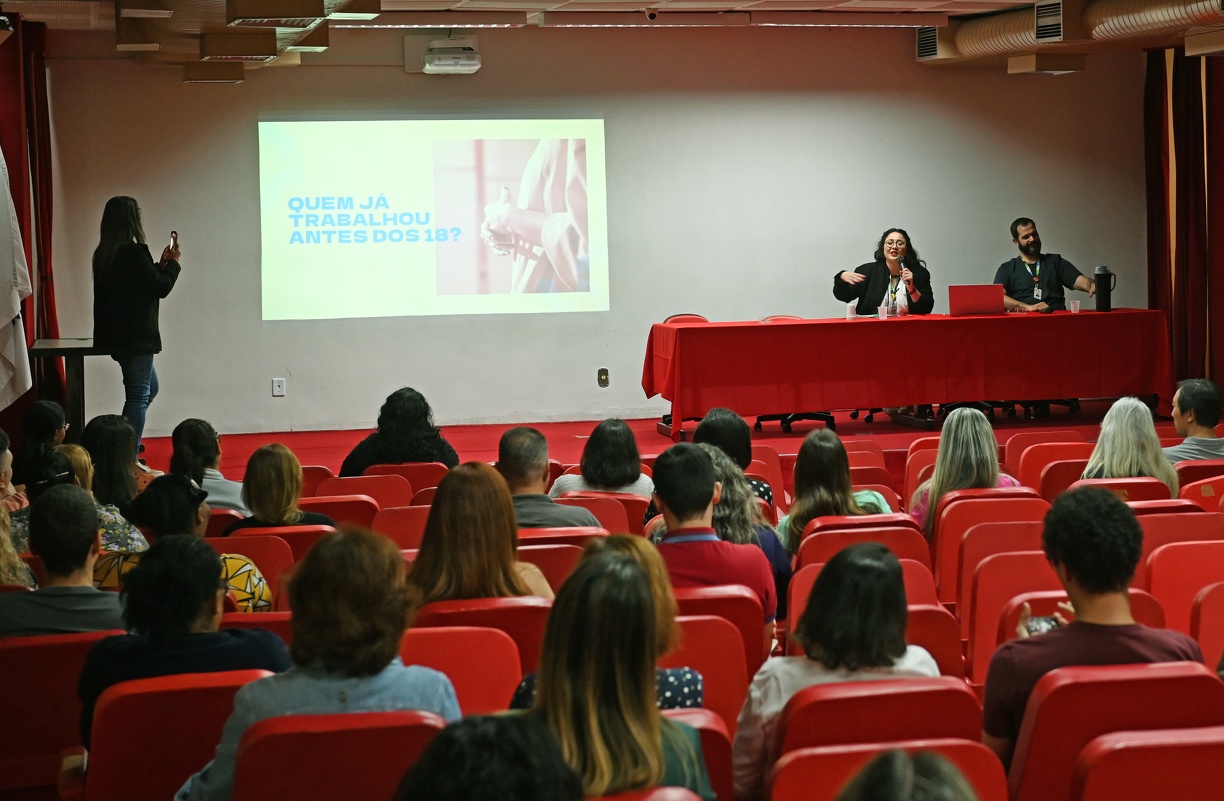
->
[1025,260,1042,300]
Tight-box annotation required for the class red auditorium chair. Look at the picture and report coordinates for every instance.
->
[906,604,965,678]
[903,448,938,507]
[370,505,431,549]
[796,527,932,571]
[995,589,1164,646]
[1067,477,1171,501]
[755,496,778,526]
[1016,442,1095,491]
[556,495,631,533]
[1038,459,1091,502]
[517,544,585,591]
[841,439,886,461]
[230,711,448,801]
[1127,498,1204,515]
[205,508,245,538]
[317,474,413,509]
[933,492,1047,598]
[906,435,941,461]
[1008,662,1224,801]
[768,739,1008,801]
[1147,541,1224,634]
[221,611,293,644]
[204,535,295,603]
[59,670,272,801]
[803,513,922,537]
[1132,512,1224,589]
[1174,458,1224,487]
[966,551,1061,681]
[751,443,791,508]
[560,491,650,535]
[409,486,437,506]
[953,520,1045,614]
[298,494,379,529]
[517,526,609,547]
[849,465,897,494]
[1190,581,1224,670]
[1003,430,1085,479]
[845,449,886,469]
[0,630,122,795]
[299,465,333,497]
[0,583,29,593]
[776,677,982,757]
[401,626,522,715]
[661,616,748,738]
[1072,725,1224,801]
[364,461,449,490]
[413,596,552,673]
[230,525,335,562]
[1178,473,1224,511]
[673,585,768,678]
[662,708,733,801]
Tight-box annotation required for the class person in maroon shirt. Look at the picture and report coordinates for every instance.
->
[651,443,777,635]
[982,487,1203,766]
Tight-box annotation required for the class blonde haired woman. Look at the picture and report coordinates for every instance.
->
[223,444,335,535]
[1083,397,1178,495]
[910,407,1018,536]
[532,550,713,799]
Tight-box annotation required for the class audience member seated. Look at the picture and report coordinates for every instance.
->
[496,427,600,529]
[910,407,1018,536]
[395,714,583,801]
[532,550,715,799]
[510,534,703,710]
[12,398,66,487]
[223,443,336,535]
[1082,396,1178,495]
[778,429,890,553]
[1163,379,1224,463]
[732,543,939,801]
[170,418,249,514]
[77,536,291,747]
[654,444,792,619]
[408,462,553,602]
[0,484,124,637]
[339,387,460,477]
[549,418,654,499]
[82,414,158,511]
[694,408,774,506]
[109,474,272,610]
[653,443,777,625]
[835,750,980,801]
[981,487,1202,766]
[10,446,147,555]
[0,429,27,513]
[0,507,34,587]
[176,528,461,801]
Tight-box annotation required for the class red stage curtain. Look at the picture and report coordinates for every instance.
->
[1145,52,1172,347]
[1207,58,1224,384]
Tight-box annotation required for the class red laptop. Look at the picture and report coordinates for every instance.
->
[948,284,1004,317]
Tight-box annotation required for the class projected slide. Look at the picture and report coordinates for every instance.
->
[258,119,608,321]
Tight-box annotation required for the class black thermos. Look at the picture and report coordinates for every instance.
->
[1094,266,1117,312]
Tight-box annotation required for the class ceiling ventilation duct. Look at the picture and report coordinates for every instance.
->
[915,23,962,61]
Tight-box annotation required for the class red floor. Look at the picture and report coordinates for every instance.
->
[139,400,1118,482]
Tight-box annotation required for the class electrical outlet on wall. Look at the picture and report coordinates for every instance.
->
[597,368,609,388]
[272,378,286,397]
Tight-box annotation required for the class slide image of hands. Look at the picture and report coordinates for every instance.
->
[434,138,590,295]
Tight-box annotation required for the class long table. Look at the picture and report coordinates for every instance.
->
[641,309,1174,440]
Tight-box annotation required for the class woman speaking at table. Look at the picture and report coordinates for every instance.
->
[834,227,934,317]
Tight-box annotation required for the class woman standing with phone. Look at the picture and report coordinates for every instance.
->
[92,196,180,454]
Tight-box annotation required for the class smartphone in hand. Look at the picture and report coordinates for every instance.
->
[170,231,178,251]
[1025,615,1059,636]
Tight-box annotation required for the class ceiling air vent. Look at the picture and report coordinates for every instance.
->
[1035,0,1063,42]
[915,24,960,62]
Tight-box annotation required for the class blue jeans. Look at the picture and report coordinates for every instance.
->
[113,353,158,451]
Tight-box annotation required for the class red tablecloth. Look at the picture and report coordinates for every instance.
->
[642,310,1174,433]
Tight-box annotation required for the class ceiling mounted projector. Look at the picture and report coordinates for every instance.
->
[422,35,480,74]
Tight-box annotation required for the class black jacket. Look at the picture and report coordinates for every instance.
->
[833,260,935,316]
[93,242,180,353]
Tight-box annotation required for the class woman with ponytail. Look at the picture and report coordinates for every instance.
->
[170,419,248,514]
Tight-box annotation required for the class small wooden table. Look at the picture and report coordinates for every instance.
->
[28,338,107,442]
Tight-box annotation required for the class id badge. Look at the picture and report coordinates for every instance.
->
[1033,287,1042,301]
